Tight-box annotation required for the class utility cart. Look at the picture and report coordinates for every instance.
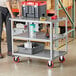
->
[10,17,68,68]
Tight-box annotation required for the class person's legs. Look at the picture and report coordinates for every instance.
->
[5,13,12,56]
[0,11,4,58]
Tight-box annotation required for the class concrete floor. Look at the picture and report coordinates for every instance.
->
[0,38,76,76]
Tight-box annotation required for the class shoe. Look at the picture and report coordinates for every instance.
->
[8,52,12,56]
[0,54,3,58]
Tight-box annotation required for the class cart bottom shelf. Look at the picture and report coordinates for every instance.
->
[13,50,67,60]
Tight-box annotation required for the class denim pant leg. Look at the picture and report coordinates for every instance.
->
[0,11,3,53]
[5,13,12,52]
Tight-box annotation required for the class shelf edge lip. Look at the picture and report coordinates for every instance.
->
[9,17,66,23]
[13,37,50,42]
[13,53,50,60]
[13,35,66,42]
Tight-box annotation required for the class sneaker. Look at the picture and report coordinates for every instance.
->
[0,54,3,58]
[8,52,12,56]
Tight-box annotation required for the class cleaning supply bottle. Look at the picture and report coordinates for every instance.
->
[46,24,50,38]
[29,23,36,38]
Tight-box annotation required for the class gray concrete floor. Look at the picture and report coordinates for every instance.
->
[0,38,76,76]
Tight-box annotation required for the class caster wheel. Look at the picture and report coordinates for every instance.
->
[13,56,19,63]
[29,58,32,62]
[59,56,65,63]
[27,58,32,63]
[48,61,54,68]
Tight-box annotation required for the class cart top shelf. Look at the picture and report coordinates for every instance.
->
[10,17,66,24]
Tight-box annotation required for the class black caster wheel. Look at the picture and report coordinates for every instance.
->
[13,56,19,63]
[59,56,65,63]
[48,61,54,68]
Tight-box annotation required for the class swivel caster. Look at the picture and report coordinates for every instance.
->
[13,56,19,63]
[48,61,54,68]
[27,57,32,63]
[59,56,65,63]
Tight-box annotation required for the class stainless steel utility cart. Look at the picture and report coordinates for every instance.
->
[10,17,68,68]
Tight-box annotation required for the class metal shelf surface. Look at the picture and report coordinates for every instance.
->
[10,17,66,24]
[13,50,67,60]
[13,31,66,42]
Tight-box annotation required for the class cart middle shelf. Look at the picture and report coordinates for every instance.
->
[13,31,66,42]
